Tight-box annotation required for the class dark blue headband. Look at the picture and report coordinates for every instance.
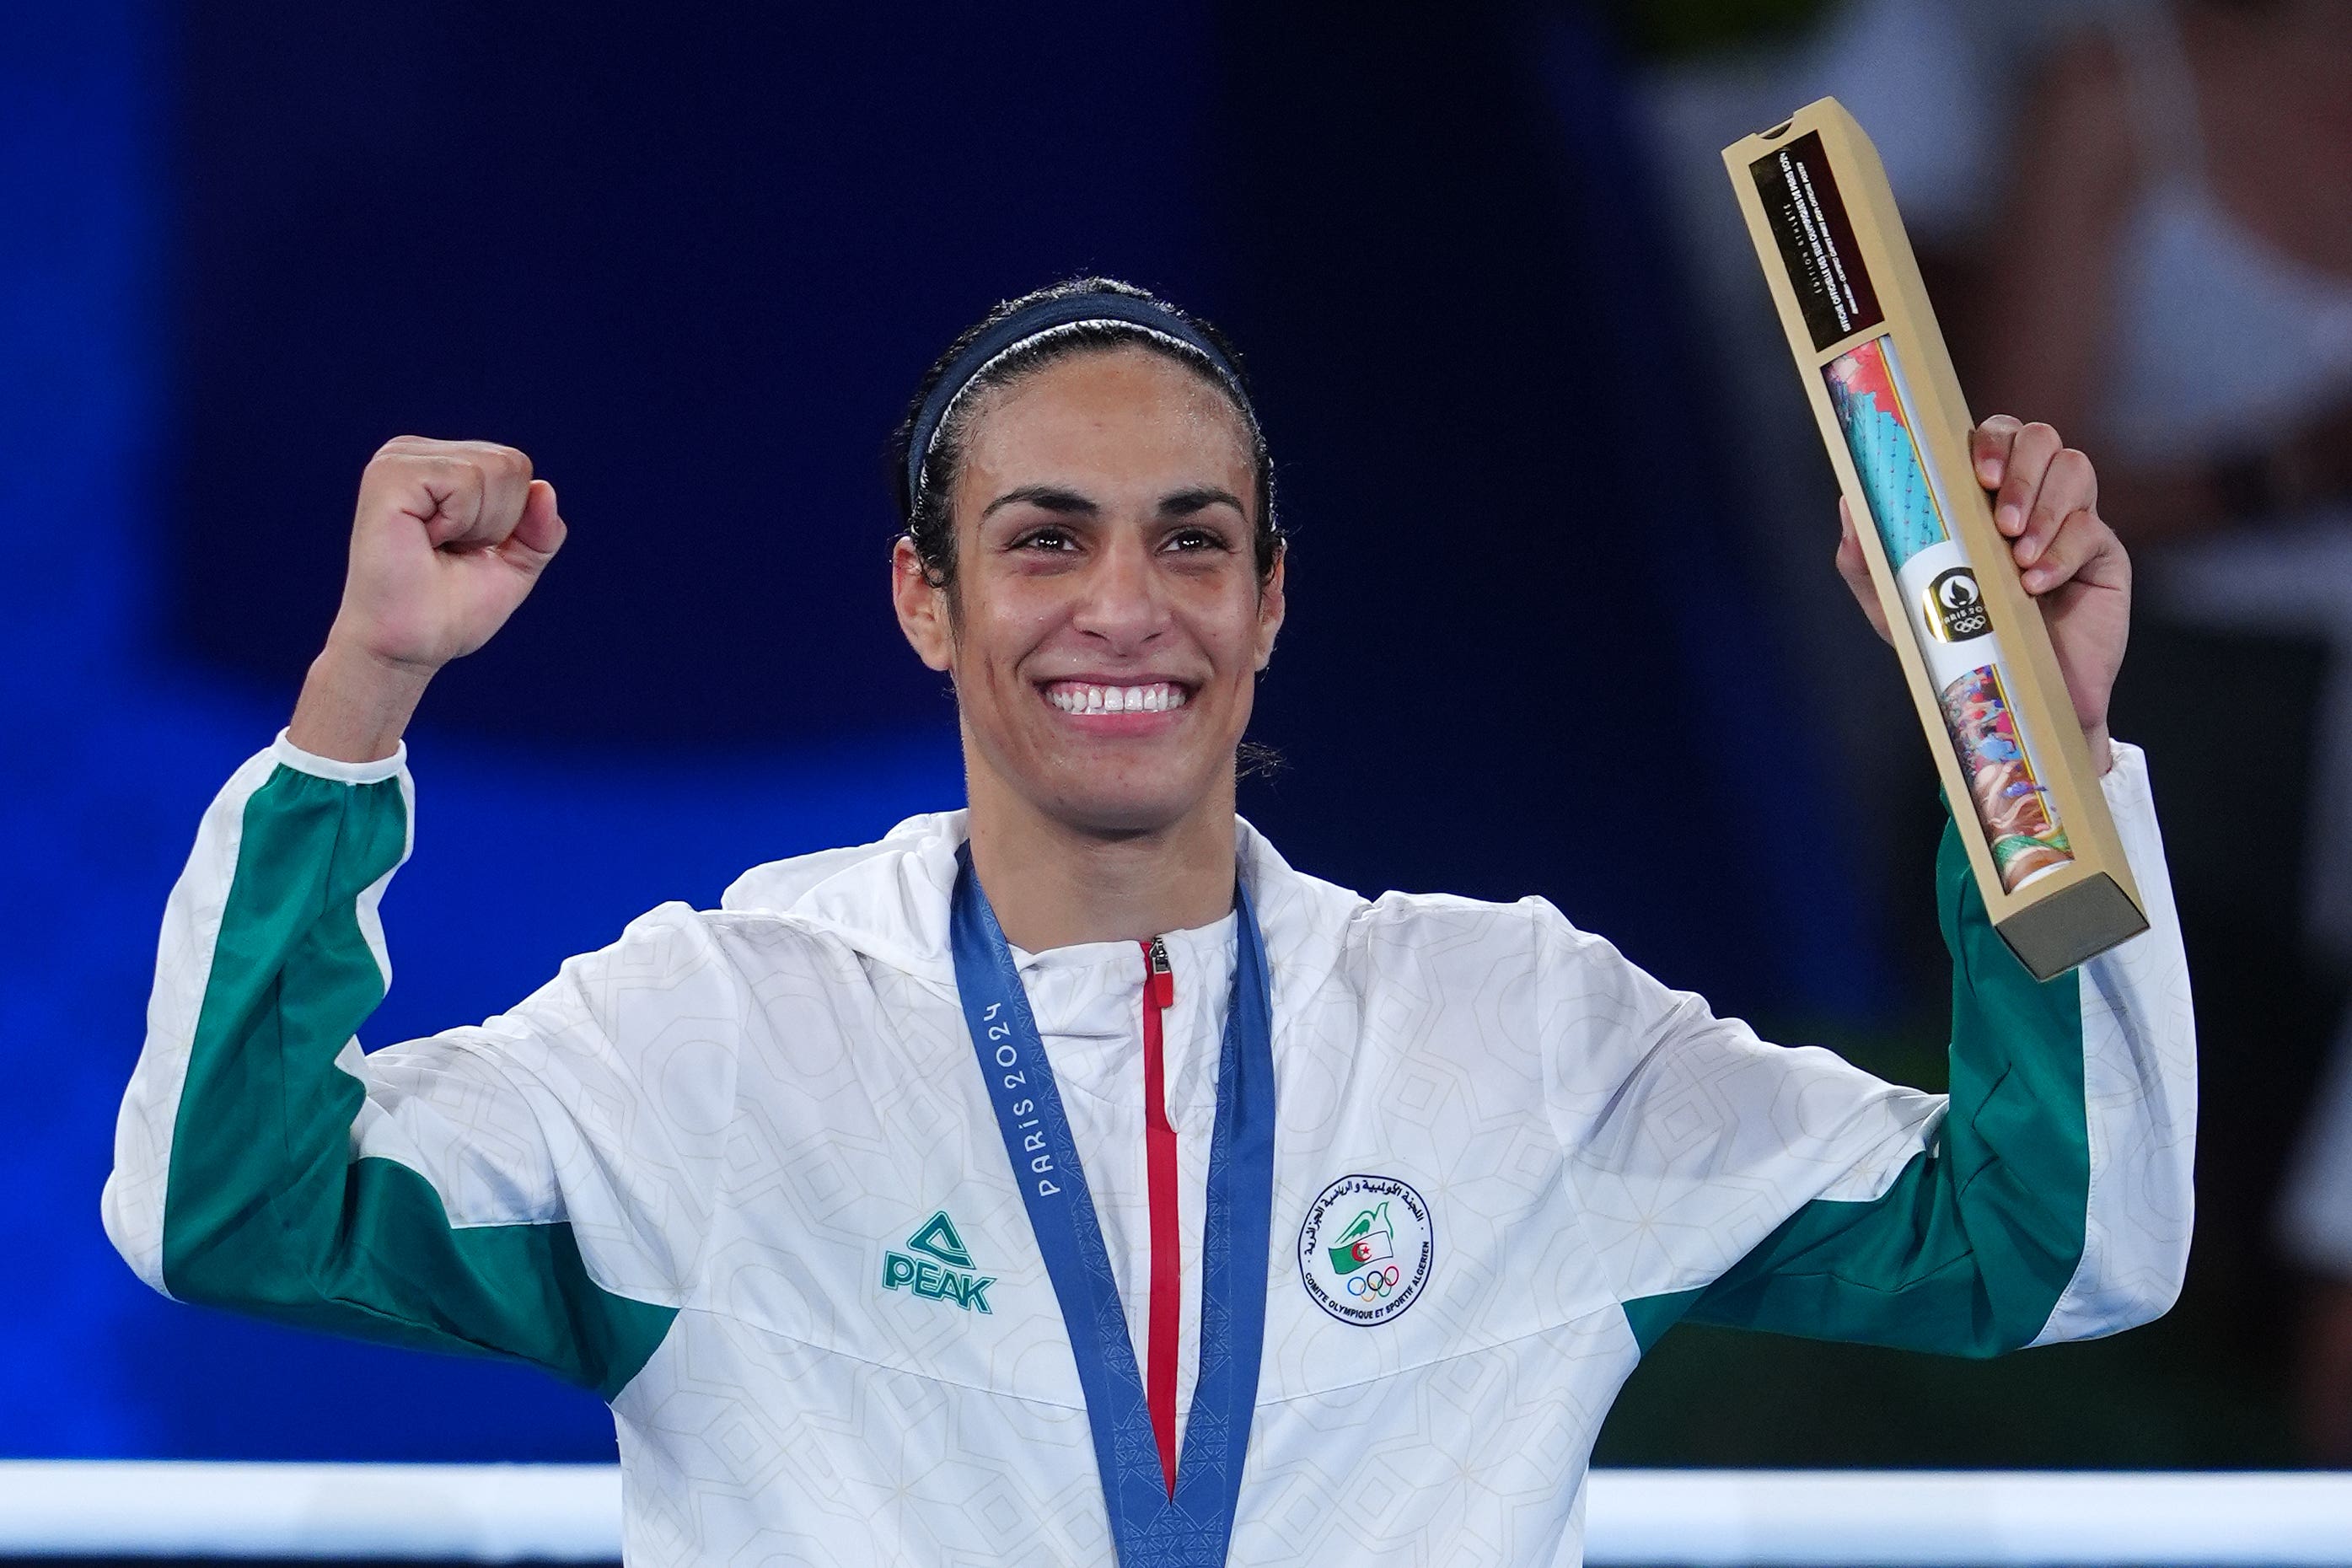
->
[905,293,1246,503]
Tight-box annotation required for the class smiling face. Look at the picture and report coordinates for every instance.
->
[893,345,1285,839]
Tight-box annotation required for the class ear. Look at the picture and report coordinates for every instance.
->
[1254,540,1286,670]
[892,535,955,673]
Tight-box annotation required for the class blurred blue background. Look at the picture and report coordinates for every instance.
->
[4,0,2333,1469]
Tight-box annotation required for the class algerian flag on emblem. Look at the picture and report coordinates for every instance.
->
[1327,1201,1393,1275]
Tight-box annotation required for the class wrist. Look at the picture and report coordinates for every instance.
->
[2085,721,2113,776]
[288,635,435,763]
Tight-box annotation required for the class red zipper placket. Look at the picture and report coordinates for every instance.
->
[1139,933,1180,1496]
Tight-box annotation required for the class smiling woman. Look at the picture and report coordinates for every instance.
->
[887,282,1288,949]
[107,271,2196,1568]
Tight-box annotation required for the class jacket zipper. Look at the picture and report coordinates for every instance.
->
[1140,934,1179,1496]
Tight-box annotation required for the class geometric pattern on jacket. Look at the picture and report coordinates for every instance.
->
[105,733,2195,1565]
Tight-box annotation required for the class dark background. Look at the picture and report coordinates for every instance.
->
[1,0,2318,1469]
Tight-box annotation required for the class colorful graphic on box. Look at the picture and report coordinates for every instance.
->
[1824,333,2076,893]
[1941,664,2074,890]
[1824,336,1948,569]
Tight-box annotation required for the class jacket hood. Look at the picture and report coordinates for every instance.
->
[720,810,1365,998]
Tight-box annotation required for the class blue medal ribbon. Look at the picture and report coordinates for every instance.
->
[949,845,1275,1567]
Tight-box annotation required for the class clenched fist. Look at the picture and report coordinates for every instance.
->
[336,437,567,669]
[288,438,568,763]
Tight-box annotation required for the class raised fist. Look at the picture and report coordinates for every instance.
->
[328,436,568,674]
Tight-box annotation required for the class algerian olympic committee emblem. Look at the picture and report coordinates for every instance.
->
[1297,1173,1434,1325]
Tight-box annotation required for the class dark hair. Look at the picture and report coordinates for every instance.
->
[889,277,1281,588]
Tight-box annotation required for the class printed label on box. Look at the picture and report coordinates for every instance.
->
[1749,130,1883,351]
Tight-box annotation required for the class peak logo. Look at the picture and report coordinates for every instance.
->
[882,1210,996,1314]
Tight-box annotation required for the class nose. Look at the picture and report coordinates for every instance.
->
[1069,527,1168,652]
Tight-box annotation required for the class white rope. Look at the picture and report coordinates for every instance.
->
[1,1463,2347,1563]
[0,1463,620,1561]
[1586,1469,2352,1564]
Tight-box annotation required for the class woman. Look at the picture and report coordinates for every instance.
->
[105,278,2193,1565]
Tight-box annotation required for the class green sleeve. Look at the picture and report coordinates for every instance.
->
[144,757,674,1399]
[1625,816,2088,1358]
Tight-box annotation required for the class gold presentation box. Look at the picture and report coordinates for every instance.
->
[1723,97,2145,980]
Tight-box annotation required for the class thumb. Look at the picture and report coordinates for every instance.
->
[499,479,567,572]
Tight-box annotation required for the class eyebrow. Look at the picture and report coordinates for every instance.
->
[982,485,1097,519]
[979,484,1248,520]
[1160,486,1247,518]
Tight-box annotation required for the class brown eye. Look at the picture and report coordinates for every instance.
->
[1017,526,1075,551]
[1165,527,1230,552]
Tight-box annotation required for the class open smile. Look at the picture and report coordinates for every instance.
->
[1040,679,1191,720]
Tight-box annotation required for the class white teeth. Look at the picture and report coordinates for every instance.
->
[1046,682,1187,715]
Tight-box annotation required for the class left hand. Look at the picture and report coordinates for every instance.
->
[1834,416,2129,775]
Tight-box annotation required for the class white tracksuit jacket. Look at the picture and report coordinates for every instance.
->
[104,732,2195,1565]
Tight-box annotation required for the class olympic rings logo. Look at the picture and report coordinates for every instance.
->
[1300,1176,1433,1324]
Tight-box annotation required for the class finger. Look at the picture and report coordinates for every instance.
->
[445,443,534,551]
[374,433,451,460]
[498,479,567,572]
[1990,421,2062,540]
[1834,497,1893,645]
[368,451,485,549]
[1973,415,2024,491]
[2021,507,2130,596]
[2015,446,2097,569]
